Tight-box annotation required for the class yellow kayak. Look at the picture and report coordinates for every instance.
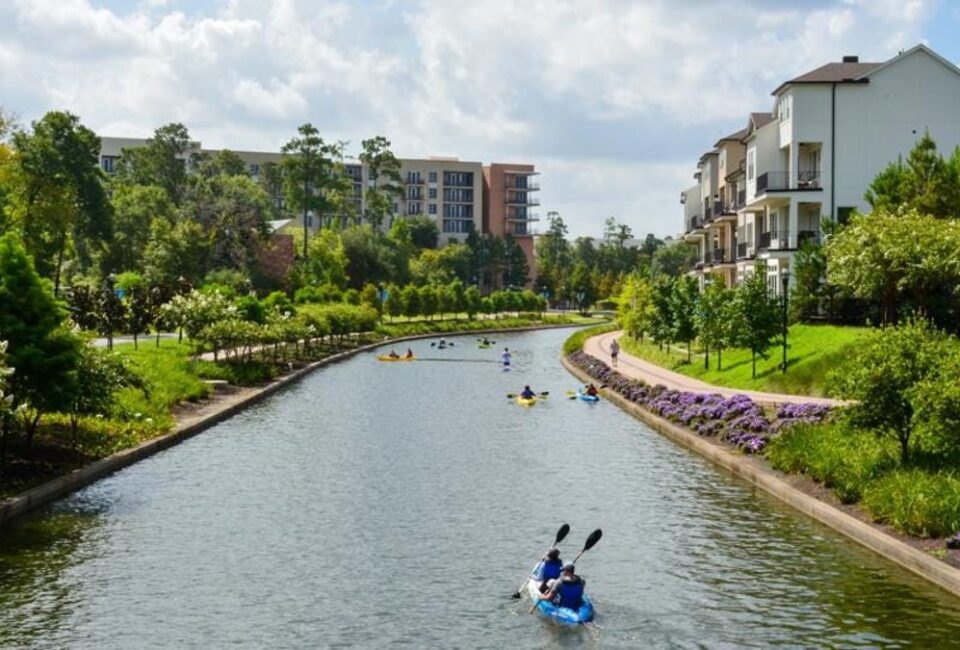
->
[516,395,537,407]
[377,355,415,362]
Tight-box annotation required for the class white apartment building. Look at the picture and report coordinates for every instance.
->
[99,137,484,245]
[683,44,960,293]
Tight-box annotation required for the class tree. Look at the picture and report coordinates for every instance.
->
[116,122,193,205]
[502,234,529,288]
[464,285,482,319]
[864,133,960,218]
[281,123,338,260]
[143,217,207,286]
[671,275,699,363]
[340,225,395,288]
[649,276,675,350]
[696,274,730,369]
[384,283,404,321]
[10,111,112,293]
[407,216,439,250]
[617,274,653,343]
[196,149,247,178]
[419,285,439,320]
[359,136,404,229]
[100,185,173,274]
[827,319,947,463]
[0,233,82,452]
[825,209,960,328]
[116,272,153,350]
[864,158,907,213]
[400,284,420,319]
[568,261,598,313]
[789,235,827,322]
[730,263,780,378]
[651,240,697,278]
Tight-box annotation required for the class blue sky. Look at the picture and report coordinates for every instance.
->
[2,0,959,238]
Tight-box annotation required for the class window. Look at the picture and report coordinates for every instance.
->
[428,187,437,199]
[101,155,118,173]
[407,202,421,215]
[443,188,474,203]
[429,203,437,215]
[443,171,473,187]
[428,171,437,182]
[747,150,755,181]
[442,219,473,233]
[249,164,260,176]
[778,95,791,122]
[443,204,473,218]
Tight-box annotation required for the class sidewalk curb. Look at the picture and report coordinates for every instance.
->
[0,321,592,528]
[561,354,960,599]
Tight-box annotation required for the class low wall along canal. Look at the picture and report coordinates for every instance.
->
[3,328,960,646]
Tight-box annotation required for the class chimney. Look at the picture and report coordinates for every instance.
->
[842,55,859,63]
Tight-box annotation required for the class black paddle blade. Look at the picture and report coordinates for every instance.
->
[555,523,571,545]
[582,529,602,551]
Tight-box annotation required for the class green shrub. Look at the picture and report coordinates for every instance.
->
[562,322,619,356]
[766,422,896,503]
[862,469,960,538]
[196,360,277,385]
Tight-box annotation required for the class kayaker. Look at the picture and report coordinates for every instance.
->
[438,337,447,349]
[404,348,414,359]
[482,337,491,345]
[536,547,564,592]
[520,385,535,400]
[539,563,586,610]
[585,383,598,397]
[388,350,400,359]
[502,348,512,367]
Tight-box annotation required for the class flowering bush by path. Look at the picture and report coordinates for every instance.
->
[567,350,831,454]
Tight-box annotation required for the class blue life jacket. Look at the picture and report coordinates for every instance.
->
[557,577,584,609]
[541,558,563,581]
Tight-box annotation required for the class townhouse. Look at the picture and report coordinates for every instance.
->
[682,44,960,293]
[99,137,540,281]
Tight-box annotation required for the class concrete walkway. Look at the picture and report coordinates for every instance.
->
[584,330,842,407]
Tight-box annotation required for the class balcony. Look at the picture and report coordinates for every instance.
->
[758,230,791,251]
[508,180,540,191]
[687,215,703,232]
[737,242,754,260]
[711,248,730,264]
[703,249,712,265]
[506,212,540,222]
[756,171,822,193]
[406,176,424,185]
[505,197,541,206]
[703,205,714,223]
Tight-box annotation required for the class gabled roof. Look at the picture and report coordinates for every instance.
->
[749,112,773,130]
[713,126,750,147]
[861,43,960,81]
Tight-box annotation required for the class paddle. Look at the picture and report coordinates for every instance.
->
[506,391,550,399]
[512,523,570,598]
[529,529,603,613]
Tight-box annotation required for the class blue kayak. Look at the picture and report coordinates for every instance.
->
[525,563,595,625]
[577,389,600,402]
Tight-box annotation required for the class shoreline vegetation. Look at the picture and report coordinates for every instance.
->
[566,325,960,575]
[0,314,600,501]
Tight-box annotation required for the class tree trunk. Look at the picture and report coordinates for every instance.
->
[751,350,756,378]
[25,412,42,451]
[718,347,723,371]
[704,344,710,370]
[899,431,910,464]
[54,228,67,297]
[687,339,692,364]
[156,329,161,348]
[133,331,139,350]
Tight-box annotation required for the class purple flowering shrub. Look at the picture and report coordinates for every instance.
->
[568,350,832,455]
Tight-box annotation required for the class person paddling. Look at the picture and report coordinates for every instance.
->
[388,350,400,359]
[585,383,598,397]
[535,547,564,593]
[403,348,414,359]
[520,385,536,400]
[538,563,586,610]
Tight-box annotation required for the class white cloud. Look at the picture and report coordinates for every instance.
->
[0,0,943,237]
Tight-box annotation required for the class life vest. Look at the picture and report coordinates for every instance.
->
[557,577,584,609]
[540,558,563,581]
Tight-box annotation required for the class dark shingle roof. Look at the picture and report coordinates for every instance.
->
[772,62,881,95]
[714,126,750,146]
[749,112,774,129]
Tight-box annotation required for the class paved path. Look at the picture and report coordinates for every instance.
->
[583,330,843,407]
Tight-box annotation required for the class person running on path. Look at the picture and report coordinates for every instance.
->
[502,347,512,368]
[609,338,620,367]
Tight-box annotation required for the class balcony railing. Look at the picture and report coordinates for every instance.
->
[758,230,791,251]
[737,189,747,206]
[704,249,712,265]
[737,242,754,259]
[703,205,714,223]
[687,215,703,232]
[797,229,820,247]
[505,197,540,206]
[756,170,822,193]
[711,248,729,264]
[406,176,424,185]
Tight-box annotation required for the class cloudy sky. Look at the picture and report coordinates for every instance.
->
[2,0,959,238]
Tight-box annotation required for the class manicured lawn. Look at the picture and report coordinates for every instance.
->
[618,324,870,396]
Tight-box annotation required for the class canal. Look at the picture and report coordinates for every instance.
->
[3,328,960,647]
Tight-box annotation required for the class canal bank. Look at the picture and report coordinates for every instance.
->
[0,321,587,528]
[562,348,960,600]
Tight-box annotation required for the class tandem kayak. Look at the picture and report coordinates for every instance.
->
[478,343,492,349]
[516,395,537,407]
[576,389,600,402]
[525,564,595,625]
[377,355,415,362]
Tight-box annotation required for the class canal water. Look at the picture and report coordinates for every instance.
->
[3,328,960,648]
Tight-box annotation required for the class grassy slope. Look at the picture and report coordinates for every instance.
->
[619,324,869,396]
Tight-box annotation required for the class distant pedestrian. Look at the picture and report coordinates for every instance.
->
[502,347,512,368]
[609,339,620,367]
